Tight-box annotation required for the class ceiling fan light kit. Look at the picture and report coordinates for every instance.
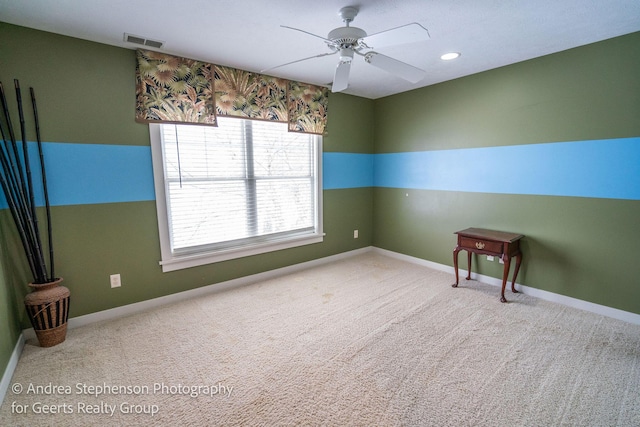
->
[339,48,355,63]
[266,6,431,93]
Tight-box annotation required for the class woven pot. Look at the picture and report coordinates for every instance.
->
[24,278,71,347]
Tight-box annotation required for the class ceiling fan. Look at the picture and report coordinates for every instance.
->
[262,6,431,93]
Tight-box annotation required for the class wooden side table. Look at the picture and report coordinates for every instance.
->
[452,228,524,302]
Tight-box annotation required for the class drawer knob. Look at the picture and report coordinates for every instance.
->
[475,242,485,250]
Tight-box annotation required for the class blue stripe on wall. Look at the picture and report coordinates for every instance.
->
[2,138,638,209]
[374,137,640,200]
[0,142,155,208]
[44,142,156,206]
[323,152,374,189]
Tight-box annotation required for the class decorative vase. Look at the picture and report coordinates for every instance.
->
[24,278,71,347]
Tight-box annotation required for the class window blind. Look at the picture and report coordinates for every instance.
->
[159,118,318,255]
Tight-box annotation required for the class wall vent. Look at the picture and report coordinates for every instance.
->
[124,33,164,49]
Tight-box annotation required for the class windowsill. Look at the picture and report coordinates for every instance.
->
[159,233,325,272]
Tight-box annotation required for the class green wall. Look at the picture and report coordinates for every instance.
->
[373,32,640,314]
[0,23,374,372]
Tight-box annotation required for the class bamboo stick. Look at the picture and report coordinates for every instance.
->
[30,87,55,281]
[14,80,47,283]
[0,84,39,279]
[0,80,51,284]
[0,82,30,216]
[0,172,38,278]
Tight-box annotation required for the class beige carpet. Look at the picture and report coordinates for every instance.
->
[1,252,639,426]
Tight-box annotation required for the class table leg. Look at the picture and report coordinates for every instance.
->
[452,247,461,287]
[510,251,522,293]
[466,250,472,280]
[500,255,511,303]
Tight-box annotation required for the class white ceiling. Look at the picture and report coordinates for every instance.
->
[1,0,639,99]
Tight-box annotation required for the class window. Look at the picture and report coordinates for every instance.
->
[149,118,323,272]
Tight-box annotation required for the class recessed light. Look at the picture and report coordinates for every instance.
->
[440,52,460,61]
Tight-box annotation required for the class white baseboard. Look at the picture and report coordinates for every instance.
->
[373,247,640,325]
[0,333,25,406]
[22,245,640,334]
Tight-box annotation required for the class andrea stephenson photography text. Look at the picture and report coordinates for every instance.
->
[9,381,234,418]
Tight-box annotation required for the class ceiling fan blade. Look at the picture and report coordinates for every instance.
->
[361,23,430,49]
[280,25,330,42]
[332,60,351,93]
[364,52,425,83]
[261,51,337,74]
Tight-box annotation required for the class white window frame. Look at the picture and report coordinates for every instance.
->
[149,122,324,272]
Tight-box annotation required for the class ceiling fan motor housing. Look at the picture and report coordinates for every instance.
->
[327,26,367,50]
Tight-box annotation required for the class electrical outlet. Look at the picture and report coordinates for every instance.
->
[110,274,121,288]
[354,229,359,239]
[487,255,494,261]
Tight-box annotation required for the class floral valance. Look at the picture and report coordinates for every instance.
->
[135,50,216,125]
[136,50,329,135]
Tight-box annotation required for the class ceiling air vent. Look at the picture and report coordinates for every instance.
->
[124,33,164,49]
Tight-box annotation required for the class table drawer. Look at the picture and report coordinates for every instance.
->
[459,237,503,254]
